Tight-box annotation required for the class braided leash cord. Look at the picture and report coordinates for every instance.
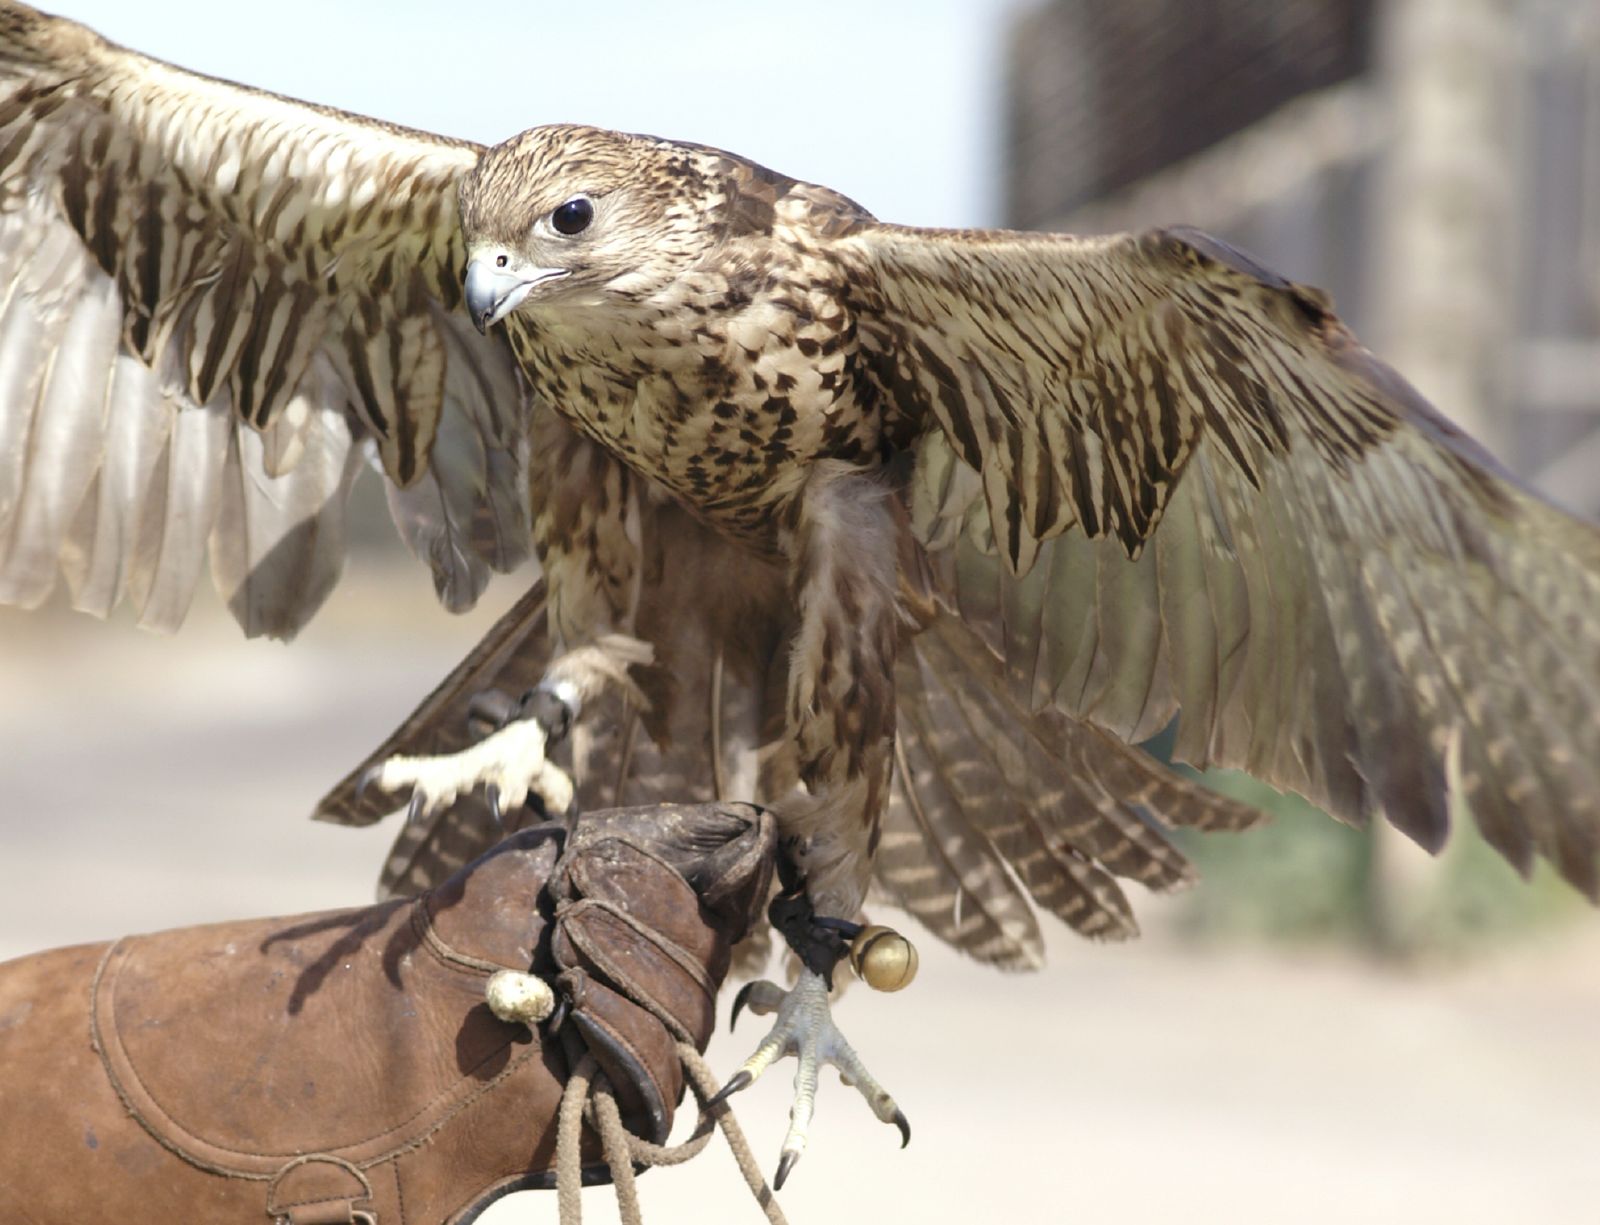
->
[555,1046,787,1225]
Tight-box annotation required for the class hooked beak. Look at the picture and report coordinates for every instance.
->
[464,256,569,334]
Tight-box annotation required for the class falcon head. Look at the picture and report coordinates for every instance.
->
[459,124,730,331]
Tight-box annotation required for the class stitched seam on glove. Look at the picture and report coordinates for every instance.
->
[558,902,713,1044]
[91,938,552,1174]
[412,904,536,979]
[559,897,715,996]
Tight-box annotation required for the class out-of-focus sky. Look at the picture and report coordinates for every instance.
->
[45,0,1028,227]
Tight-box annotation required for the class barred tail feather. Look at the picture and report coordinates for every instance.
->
[876,609,1269,961]
[880,685,1046,970]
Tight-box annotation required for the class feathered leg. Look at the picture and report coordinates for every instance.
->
[717,463,910,1186]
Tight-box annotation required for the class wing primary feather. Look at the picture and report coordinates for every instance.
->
[0,8,527,634]
[858,219,1599,894]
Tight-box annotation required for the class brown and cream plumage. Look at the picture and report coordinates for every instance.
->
[3,1,1598,1001]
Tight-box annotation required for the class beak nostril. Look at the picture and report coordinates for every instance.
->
[464,259,568,336]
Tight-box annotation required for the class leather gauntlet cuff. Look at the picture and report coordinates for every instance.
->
[0,801,775,1225]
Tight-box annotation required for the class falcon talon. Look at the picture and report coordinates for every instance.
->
[729,982,756,1032]
[706,1069,753,1110]
[892,1107,911,1148]
[520,682,577,745]
[728,978,785,1036]
[354,766,380,803]
[773,1151,800,1192]
[721,968,908,1186]
[364,719,573,828]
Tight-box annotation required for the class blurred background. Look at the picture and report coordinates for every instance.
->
[3,1,1598,1221]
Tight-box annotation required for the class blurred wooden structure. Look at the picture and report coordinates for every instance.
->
[1007,0,1600,517]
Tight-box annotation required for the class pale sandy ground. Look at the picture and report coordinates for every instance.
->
[3,564,1597,1225]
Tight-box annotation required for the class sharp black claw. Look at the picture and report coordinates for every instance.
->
[486,784,503,826]
[893,1108,911,1148]
[706,1069,752,1109]
[406,791,426,825]
[522,685,575,744]
[774,1150,799,1191]
[729,982,757,1033]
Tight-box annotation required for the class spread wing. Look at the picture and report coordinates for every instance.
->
[840,222,1600,899]
[0,3,529,639]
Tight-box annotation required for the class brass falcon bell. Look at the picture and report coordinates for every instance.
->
[848,925,919,992]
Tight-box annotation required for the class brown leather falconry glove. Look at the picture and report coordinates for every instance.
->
[0,801,775,1225]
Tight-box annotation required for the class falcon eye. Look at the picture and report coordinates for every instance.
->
[551,196,594,236]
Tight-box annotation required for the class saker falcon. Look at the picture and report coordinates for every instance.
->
[2,1,1599,1186]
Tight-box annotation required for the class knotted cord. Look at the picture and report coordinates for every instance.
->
[555,1046,787,1225]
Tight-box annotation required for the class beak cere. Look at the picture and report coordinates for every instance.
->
[463,257,569,334]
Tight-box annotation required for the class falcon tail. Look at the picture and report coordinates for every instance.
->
[878,611,1267,968]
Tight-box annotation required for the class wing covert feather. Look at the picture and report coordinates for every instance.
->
[844,222,1600,898]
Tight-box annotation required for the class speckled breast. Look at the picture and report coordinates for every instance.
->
[510,304,886,551]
